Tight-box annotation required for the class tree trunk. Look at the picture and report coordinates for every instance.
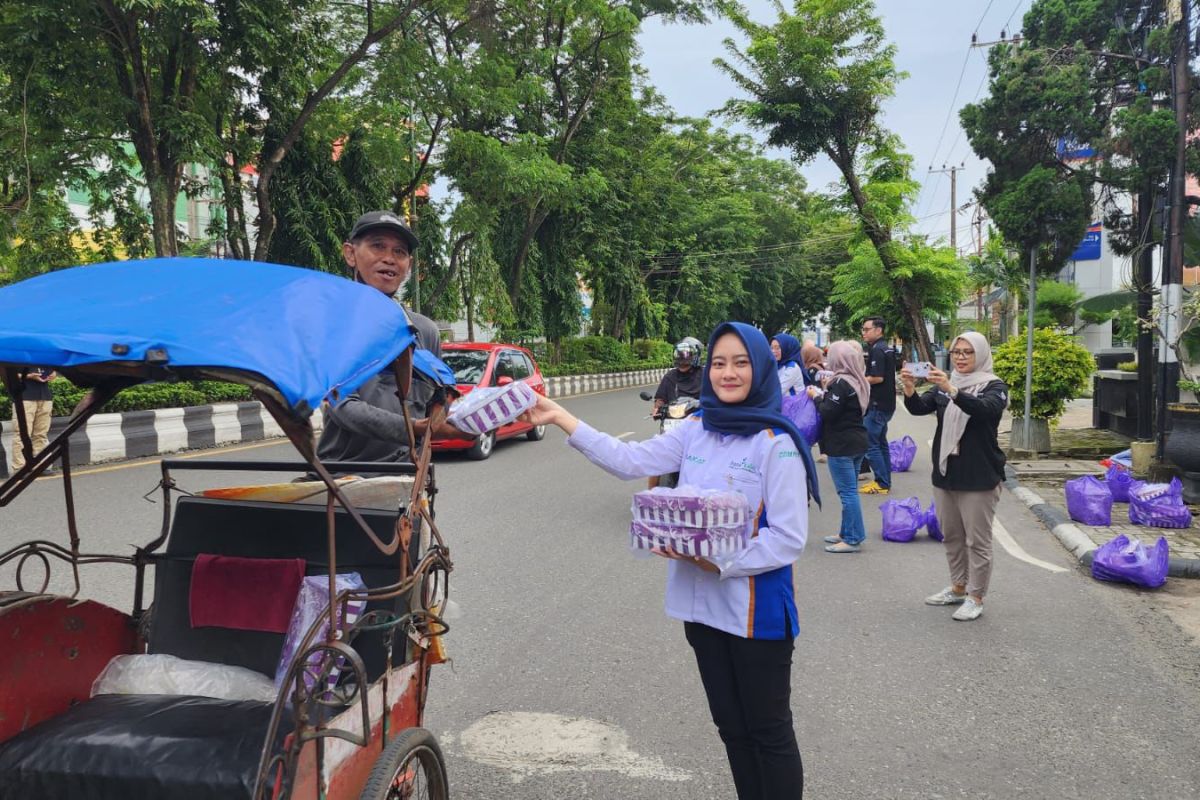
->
[459,265,475,341]
[836,157,934,360]
[507,202,547,308]
[425,233,476,310]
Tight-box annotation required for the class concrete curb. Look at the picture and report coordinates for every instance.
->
[1003,466,1200,580]
[0,368,667,476]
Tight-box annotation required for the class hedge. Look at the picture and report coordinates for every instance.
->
[0,378,252,420]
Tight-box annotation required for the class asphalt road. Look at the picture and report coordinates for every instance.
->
[3,386,1199,799]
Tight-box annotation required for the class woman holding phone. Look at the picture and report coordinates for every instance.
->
[900,331,1008,621]
[522,321,819,799]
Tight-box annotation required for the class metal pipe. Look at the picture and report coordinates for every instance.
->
[1024,246,1037,450]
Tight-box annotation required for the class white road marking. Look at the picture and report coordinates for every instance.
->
[993,517,1069,573]
[616,431,635,440]
[458,711,691,783]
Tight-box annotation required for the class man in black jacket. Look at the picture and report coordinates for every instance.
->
[316,212,467,473]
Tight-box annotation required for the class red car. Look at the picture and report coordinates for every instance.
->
[433,342,547,459]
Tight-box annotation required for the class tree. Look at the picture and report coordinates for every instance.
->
[716,0,936,359]
[966,230,1024,340]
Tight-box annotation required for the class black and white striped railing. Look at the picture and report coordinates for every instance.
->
[0,369,665,475]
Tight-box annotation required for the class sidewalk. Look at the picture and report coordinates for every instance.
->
[1000,398,1200,576]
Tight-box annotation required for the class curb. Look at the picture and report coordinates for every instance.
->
[0,368,667,477]
[1002,466,1200,580]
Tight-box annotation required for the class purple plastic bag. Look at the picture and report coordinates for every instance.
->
[1064,475,1114,526]
[924,500,943,542]
[880,497,923,542]
[888,435,917,472]
[274,572,367,692]
[1105,463,1133,503]
[781,392,821,445]
[1128,478,1194,529]
[1091,533,1169,589]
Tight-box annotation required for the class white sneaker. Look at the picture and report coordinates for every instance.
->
[924,587,967,606]
[952,598,984,621]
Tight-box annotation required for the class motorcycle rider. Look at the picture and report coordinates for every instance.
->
[652,337,704,414]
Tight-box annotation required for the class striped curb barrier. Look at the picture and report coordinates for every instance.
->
[1003,466,1200,579]
[1,368,667,476]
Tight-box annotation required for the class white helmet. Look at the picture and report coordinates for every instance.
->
[674,337,703,368]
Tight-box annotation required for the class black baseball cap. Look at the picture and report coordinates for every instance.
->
[347,210,420,253]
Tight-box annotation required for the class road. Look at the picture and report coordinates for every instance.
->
[3,386,1199,799]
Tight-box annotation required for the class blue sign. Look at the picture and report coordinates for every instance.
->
[1056,137,1096,160]
[1070,222,1102,261]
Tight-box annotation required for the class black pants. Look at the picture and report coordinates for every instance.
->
[685,622,804,799]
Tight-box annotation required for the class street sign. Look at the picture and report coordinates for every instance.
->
[1070,222,1102,262]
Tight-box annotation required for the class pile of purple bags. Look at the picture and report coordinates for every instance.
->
[1091,534,1169,589]
[1064,467,1193,530]
[880,497,941,543]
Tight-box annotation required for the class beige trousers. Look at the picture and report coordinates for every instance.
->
[10,400,53,470]
[932,484,1002,599]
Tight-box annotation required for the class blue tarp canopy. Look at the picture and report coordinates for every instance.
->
[0,258,446,416]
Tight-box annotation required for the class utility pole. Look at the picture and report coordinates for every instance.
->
[929,164,966,253]
[1137,184,1156,443]
[1158,0,1190,458]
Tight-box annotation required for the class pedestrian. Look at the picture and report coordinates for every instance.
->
[316,211,467,473]
[522,321,819,799]
[9,367,56,474]
[807,341,869,553]
[800,341,825,387]
[901,331,1008,622]
[858,317,896,496]
[770,333,805,396]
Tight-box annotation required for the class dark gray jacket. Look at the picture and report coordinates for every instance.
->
[316,307,441,472]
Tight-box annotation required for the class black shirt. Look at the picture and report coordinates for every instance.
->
[654,367,703,404]
[903,379,1009,491]
[18,369,53,402]
[814,378,868,457]
[866,340,896,412]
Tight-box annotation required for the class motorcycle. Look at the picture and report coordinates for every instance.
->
[638,390,701,488]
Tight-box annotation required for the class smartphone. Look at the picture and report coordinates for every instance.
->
[904,361,931,379]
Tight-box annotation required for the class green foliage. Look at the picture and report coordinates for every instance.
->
[1179,379,1200,395]
[560,336,636,367]
[1034,279,1084,328]
[832,237,968,342]
[992,328,1094,421]
[632,339,675,362]
[0,379,252,420]
[1116,361,1138,373]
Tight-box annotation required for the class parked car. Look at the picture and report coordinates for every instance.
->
[434,342,547,459]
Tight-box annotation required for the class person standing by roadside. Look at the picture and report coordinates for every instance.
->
[521,322,817,799]
[770,333,805,396]
[9,367,56,474]
[800,341,825,388]
[808,341,869,553]
[901,331,1008,621]
[859,317,895,496]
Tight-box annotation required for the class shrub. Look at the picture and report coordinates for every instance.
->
[992,329,1094,421]
[0,378,253,419]
[1116,361,1138,373]
[559,336,636,367]
[632,339,675,362]
[540,359,669,378]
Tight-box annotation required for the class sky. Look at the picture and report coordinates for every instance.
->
[636,0,1034,254]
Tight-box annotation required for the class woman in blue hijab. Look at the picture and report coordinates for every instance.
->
[522,321,816,798]
[771,332,805,396]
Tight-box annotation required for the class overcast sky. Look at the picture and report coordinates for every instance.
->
[636,0,1034,254]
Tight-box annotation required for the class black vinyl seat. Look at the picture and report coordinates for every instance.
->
[0,496,407,800]
[0,694,283,800]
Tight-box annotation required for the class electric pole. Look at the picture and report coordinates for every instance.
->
[1158,0,1190,458]
[929,164,966,253]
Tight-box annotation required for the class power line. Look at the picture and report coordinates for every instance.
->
[974,0,998,32]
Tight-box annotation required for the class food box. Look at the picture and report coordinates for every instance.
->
[446,381,538,436]
[629,486,751,557]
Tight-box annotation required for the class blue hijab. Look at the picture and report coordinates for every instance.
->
[700,322,821,506]
[772,333,802,369]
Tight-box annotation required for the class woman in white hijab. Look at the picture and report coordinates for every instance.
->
[900,331,1009,621]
